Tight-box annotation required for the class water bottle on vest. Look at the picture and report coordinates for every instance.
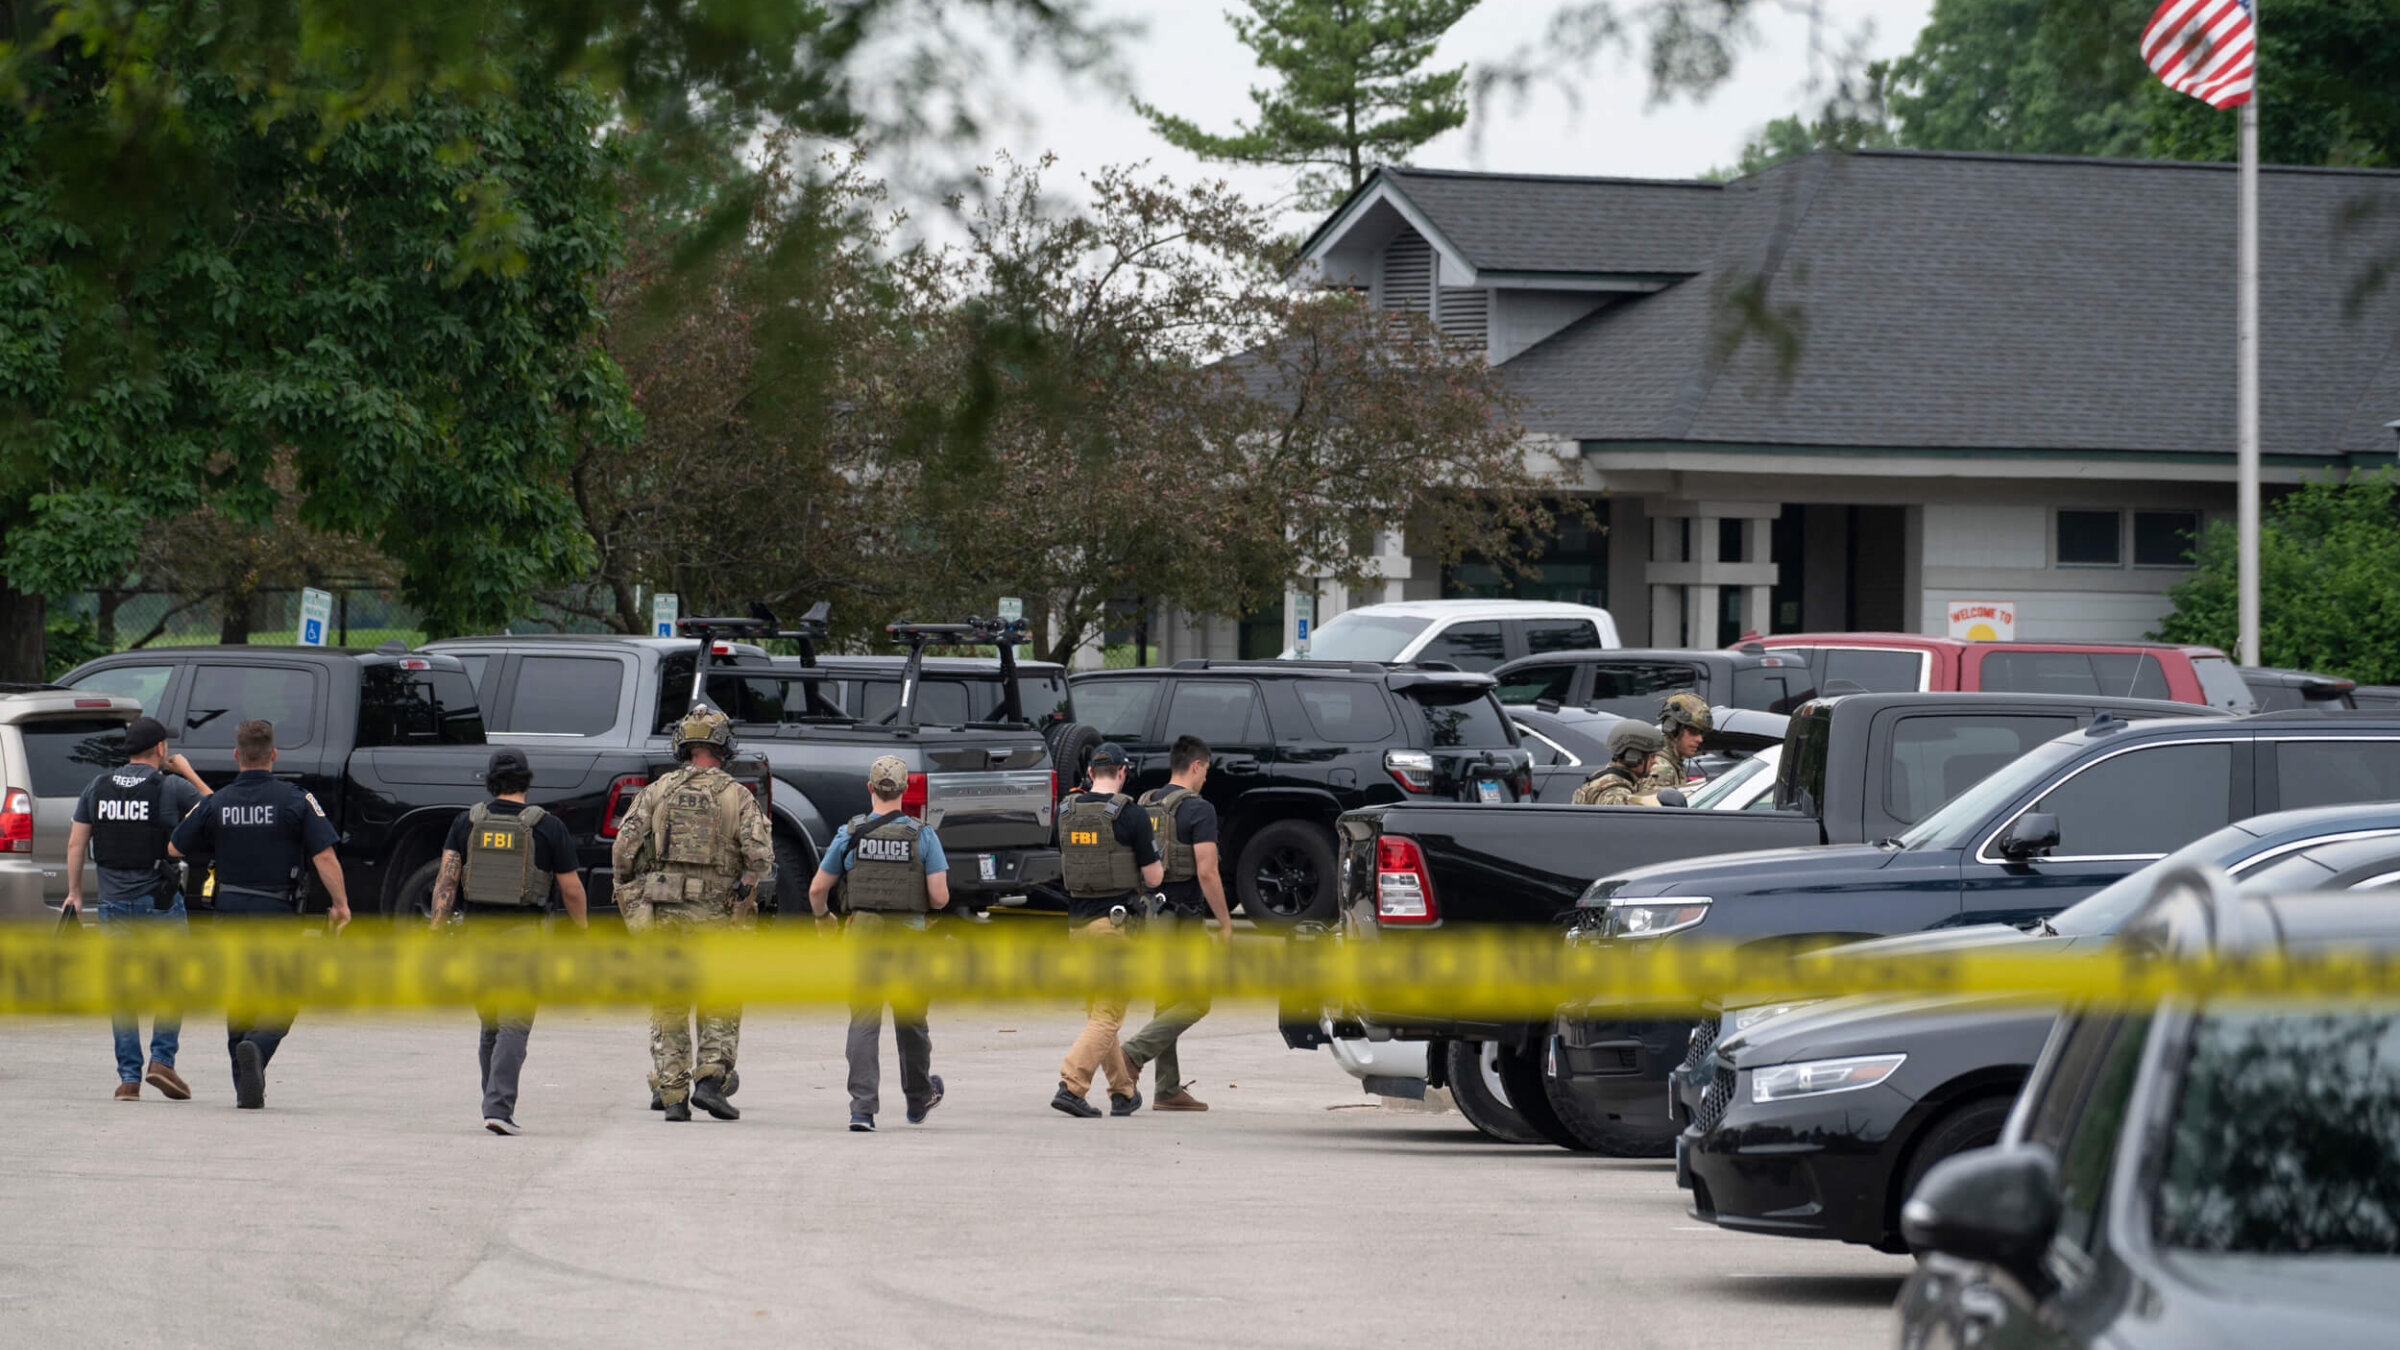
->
[461,802,554,908]
[843,814,931,913]
[1058,794,1139,897]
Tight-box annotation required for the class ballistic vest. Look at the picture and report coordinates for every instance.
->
[1140,786,1198,884]
[1570,765,1641,807]
[89,768,171,870]
[460,801,553,909]
[646,765,747,899]
[1058,792,1138,898]
[843,813,931,913]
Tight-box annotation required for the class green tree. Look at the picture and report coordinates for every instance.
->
[1710,91,1896,180]
[1882,0,2153,157]
[2154,472,2400,684]
[2139,0,2400,166]
[1140,0,1479,209]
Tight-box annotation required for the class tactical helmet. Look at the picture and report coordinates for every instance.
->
[674,703,737,762]
[1606,720,1666,764]
[1659,691,1714,736]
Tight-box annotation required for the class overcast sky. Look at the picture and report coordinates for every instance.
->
[910,0,1934,229]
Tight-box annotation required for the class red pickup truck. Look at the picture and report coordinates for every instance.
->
[1737,633,2255,712]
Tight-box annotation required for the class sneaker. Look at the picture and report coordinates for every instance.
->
[232,1042,265,1110]
[663,1098,692,1122]
[145,1062,190,1101]
[114,1081,140,1102]
[907,1075,944,1125]
[484,1117,523,1136]
[850,1113,876,1132]
[1050,1082,1101,1118]
[691,1073,741,1121]
[1109,1088,1143,1118]
[1154,1088,1210,1112]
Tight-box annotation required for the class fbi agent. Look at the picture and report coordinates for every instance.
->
[168,719,353,1109]
[428,747,589,1135]
[1120,734,1235,1111]
[1050,743,1163,1119]
[809,755,951,1132]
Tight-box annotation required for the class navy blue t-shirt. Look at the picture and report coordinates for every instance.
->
[170,769,339,898]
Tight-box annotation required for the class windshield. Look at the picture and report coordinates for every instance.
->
[1302,612,1430,663]
[2155,1010,2400,1254]
[16,717,130,796]
[1689,748,1775,810]
[1892,736,2083,850]
[1408,691,1516,748]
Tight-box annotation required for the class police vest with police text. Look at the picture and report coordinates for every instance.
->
[842,813,931,913]
[1139,785,1198,885]
[460,801,553,909]
[89,768,171,871]
[1058,793,1138,898]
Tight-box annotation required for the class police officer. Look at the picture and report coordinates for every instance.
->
[610,704,772,1123]
[1120,734,1233,1112]
[62,715,212,1101]
[1050,742,1163,1119]
[166,719,352,1110]
[808,755,951,1132]
[1653,691,1713,794]
[1570,721,1669,806]
[428,747,589,1135]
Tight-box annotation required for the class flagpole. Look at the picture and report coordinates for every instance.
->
[2237,92,2261,667]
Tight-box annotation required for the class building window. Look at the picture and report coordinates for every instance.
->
[2132,510,2200,568]
[1442,501,1609,605]
[2056,510,2123,567]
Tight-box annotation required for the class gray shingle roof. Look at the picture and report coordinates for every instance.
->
[1380,151,2400,458]
[1376,167,1723,276]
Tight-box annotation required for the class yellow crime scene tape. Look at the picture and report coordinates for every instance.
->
[5,922,2400,1017]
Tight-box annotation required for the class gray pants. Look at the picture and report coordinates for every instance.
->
[478,1005,536,1122]
[844,911,933,1117]
[1123,909,1212,1091]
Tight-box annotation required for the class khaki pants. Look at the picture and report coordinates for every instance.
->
[647,899,740,1102]
[1059,919,1135,1098]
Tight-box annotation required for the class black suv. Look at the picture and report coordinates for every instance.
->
[1492,646,1814,717]
[1066,660,1530,925]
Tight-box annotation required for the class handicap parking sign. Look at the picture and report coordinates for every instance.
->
[302,618,323,645]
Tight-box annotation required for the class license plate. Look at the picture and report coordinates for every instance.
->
[978,854,997,882]
[1476,780,1504,804]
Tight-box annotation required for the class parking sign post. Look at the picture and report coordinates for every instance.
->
[297,587,334,648]
[651,592,679,638]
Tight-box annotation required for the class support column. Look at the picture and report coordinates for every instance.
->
[1649,514,1684,647]
[1739,517,1774,636]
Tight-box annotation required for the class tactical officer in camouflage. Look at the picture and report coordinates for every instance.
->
[810,755,951,1133]
[1570,722,1669,807]
[1050,742,1162,1119]
[610,704,773,1123]
[1651,691,1713,794]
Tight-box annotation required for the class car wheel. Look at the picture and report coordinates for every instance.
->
[1539,1018,1679,1157]
[388,858,440,923]
[1889,1094,2017,1250]
[1444,1040,1545,1145]
[1045,722,1103,793]
[1492,1040,1591,1151]
[771,831,811,921]
[1235,820,1337,926]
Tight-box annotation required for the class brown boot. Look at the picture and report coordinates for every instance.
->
[113,1081,140,1102]
[145,1062,191,1101]
[1153,1088,1209,1111]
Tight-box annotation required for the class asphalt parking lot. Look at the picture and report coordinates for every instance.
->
[5,1001,1907,1349]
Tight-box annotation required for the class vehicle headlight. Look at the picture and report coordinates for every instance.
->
[1749,1053,1906,1104]
[1731,1000,1819,1034]
[1605,896,1711,939]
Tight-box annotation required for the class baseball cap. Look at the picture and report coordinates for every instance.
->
[486,746,532,780]
[868,755,910,794]
[1087,743,1131,769]
[121,716,168,756]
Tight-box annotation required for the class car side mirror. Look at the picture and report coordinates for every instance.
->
[1655,788,1689,809]
[1999,812,2060,860]
[1901,1146,2060,1293]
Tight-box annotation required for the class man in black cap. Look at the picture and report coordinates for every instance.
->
[429,746,588,1135]
[63,716,212,1102]
[1051,742,1163,1118]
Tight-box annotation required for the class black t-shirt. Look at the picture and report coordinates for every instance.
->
[1160,793,1219,914]
[444,799,579,913]
[1065,789,1162,921]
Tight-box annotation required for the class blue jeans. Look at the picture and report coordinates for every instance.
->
[97,895,186,1083]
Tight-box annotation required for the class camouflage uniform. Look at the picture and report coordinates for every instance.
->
[1642,747,1687,796]
[1571,767,1647,807]
[611,752,772,1106]
[1574,721,1667,807]
[1649,692,1714,794]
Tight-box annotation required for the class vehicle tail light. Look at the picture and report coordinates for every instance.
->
[599,775,646,837]
[1048,769,1058,802]
[1384,749,1435,793]
[0,788,32,854]
[901,772,929,820]
[1375,835,1436,924]
[74,698,113,709]
[400,657,431,670]
[1515,764,1534,799]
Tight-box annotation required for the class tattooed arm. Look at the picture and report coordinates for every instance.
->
[428,849,463,928]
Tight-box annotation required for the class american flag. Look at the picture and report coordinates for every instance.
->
[2141,0,2257,109]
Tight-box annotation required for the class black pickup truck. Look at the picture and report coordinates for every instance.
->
[1296,692,2226,1146]
[427,613,1073,916]
[57,644,728,917]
